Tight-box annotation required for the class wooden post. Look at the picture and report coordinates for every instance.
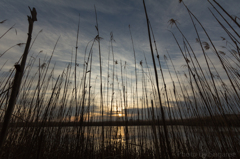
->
[0,7,37,148]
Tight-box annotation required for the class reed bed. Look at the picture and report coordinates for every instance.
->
[0,0,240,158]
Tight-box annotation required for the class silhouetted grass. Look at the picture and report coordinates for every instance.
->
[0,1,240,158]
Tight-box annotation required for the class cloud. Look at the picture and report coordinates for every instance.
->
[0,0,239,119]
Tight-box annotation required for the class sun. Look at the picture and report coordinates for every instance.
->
[118,113,122,117]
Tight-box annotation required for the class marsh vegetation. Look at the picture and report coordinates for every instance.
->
[0,0,240,158]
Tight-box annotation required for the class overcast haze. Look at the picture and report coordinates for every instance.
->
[0,0,239,117]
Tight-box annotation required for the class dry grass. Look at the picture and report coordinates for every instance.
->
[0,1,240,158]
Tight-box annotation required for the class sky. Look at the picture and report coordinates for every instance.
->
[0,0,239,120]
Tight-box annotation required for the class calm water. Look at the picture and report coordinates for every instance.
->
[10,125,240,157]
[67,125,240,153]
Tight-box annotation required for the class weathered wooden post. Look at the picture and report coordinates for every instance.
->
[0,7,37,148]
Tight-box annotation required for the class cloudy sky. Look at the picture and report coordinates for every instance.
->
[0,0,239,118]
[1,0,239,68]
